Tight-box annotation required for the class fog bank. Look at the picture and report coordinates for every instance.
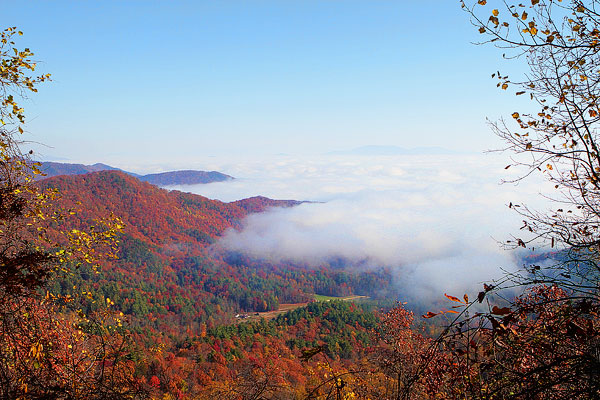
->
[170,154,550,300]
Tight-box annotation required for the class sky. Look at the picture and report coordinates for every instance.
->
[3,1,551,300]
[2,0,530,163]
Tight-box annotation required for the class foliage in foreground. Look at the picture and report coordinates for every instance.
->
[0,27,147,399]
[7,0,600,397]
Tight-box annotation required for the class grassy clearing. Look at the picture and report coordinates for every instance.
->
[234,295,370,324]
[236,303,309,323]
[314,294,370,302]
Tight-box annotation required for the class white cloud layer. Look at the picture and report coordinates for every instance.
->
[167,153,552,301]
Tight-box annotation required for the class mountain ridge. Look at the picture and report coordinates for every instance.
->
[37,169,387,323]
[37,161,232,186]
[37,170,297,248]
[327,145,461,156]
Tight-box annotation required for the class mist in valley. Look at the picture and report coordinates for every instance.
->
[165,152,552,304]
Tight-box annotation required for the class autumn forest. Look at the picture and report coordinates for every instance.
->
[3,1,600,399]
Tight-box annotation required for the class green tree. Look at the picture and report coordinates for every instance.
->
[0,27,52,296]
[0,27,146,399]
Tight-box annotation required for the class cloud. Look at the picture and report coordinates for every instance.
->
[170,153,551,301]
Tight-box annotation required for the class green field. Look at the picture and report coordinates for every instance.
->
[313,294,369,302]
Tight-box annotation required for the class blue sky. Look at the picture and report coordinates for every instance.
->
[3,1,527,163]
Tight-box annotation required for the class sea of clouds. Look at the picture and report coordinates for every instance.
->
[165,153,552,302]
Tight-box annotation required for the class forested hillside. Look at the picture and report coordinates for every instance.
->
[6,0,600,398]
[39,170,392,325]
[38,161,233,185]
[33,170,397,397]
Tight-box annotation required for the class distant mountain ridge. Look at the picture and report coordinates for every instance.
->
[37,161,233,185]
[139,170,232,185]
[39,161,130,176]
[328,145,459,156]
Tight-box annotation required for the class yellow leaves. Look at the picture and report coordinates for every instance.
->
[492,9,499,16]
[423,293,470,320]
[547,163,553,170]
[343,391,358,400]
[512,112,520,119]
[502,83,508,90]
[522,21,538,35]
[521,11,528,20]
[445,293,467,303]
[149,343,166,354]
[478,0,487,4]
[28,342,43,360]
[0,27,50,128]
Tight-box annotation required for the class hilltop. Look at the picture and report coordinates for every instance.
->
[38,161,233,186]
[38,170,388,322]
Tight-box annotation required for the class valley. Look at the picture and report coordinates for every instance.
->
[27,167,398,396]
[3,4,595,396]
[236,295,371,322]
